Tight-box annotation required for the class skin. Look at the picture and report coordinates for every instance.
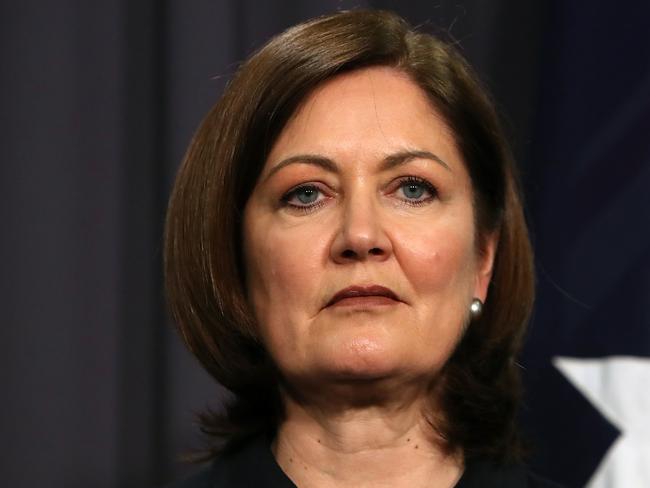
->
[242,66,497,488]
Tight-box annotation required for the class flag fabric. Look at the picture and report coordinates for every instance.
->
[521,2,650,487]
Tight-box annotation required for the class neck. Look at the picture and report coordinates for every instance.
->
[272,380,464,488]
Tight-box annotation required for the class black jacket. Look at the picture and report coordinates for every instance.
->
[165,436,562,488]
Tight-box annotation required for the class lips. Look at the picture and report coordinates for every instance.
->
[325,285,400,308]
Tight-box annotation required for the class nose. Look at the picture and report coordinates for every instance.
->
[330,190,393,264]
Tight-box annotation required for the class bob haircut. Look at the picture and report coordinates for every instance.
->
[165,9,534,462]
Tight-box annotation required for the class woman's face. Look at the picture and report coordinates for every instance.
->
[243,67,496,389]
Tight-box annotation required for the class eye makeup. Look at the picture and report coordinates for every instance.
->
[279,175,439,214]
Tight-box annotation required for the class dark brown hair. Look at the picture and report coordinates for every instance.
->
[164,9,534,463]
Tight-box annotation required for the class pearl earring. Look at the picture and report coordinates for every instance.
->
[469,298,483,319]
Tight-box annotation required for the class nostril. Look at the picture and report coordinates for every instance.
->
[342,249,356,259]
[340,247,383,259]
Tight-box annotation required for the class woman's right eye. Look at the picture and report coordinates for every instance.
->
[280,184,327,211]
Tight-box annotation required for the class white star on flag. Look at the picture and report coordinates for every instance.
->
[553,356,650,488]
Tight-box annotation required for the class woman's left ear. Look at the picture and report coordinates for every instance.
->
[474,231,499,302]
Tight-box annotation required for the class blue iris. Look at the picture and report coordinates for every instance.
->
[402,183,425,199]
[296,187,318,204]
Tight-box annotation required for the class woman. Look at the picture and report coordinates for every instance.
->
[164,9,557,488]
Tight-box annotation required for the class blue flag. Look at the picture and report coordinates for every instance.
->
[522,1,650,486]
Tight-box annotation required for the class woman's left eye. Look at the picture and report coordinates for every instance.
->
[395,177,437,205]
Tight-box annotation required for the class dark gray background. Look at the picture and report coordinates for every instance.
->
[6,1,643,487]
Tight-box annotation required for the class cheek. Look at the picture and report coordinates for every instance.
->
[244,219,333,369]
[396,220,476,294]
[391,218,477,369]
[244,219,328,328]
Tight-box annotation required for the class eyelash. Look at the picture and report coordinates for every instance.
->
[280,184,328,213]
[279,176,438,213]
[396,176,438,206]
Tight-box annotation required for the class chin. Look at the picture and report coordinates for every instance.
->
[319,335,409,381]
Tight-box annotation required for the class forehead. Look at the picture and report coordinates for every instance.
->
[263,66,463,174]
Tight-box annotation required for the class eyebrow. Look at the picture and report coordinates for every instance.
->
[263,149,451,182]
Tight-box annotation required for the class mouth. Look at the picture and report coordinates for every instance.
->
[325,285,401,308]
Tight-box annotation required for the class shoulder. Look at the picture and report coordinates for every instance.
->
[456,459,564,488]
[160,435,296,488]
[161,465,213,488]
